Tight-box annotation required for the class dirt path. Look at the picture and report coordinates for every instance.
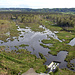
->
[22,68,39,75]
[22,68,49,75]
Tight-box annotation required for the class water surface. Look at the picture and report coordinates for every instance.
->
[68,38,75,46]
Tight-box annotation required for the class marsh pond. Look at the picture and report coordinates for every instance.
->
[0,24,74,70]
[0,13,75,75]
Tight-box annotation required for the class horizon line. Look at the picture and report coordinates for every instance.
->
[0,7,75,9]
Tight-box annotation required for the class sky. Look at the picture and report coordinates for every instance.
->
[0,0,75,9]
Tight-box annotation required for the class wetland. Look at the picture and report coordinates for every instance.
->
[0,12,75,75]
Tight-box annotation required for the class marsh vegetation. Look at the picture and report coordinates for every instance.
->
[0,12,75,75]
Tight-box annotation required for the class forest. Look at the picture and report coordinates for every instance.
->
[0,8,75,13]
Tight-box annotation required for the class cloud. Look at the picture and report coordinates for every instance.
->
[19,4,29,8]
[0,0,75,8]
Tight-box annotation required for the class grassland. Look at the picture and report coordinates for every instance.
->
[0,19,20,42]
[0,46,47,75]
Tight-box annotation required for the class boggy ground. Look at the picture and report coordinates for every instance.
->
[0,13,75,75]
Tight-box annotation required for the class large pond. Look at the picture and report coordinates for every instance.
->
[0,25,70,69]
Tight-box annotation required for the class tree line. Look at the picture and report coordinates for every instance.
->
[0,8,75,13]
[0,12,75,27]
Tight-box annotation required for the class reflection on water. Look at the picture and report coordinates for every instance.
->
[68,38,75,46]
[70,59,75,71]
[71,59,75,64]
[44,51,68,69]
[39,25,62,42]
[0,25,68,69]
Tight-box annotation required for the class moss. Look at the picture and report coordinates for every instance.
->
[19,44,29,48]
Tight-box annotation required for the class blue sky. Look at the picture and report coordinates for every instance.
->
[0,0,75,9]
